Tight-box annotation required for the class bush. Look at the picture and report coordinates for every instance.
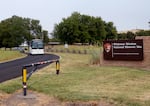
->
[90,50,100,64]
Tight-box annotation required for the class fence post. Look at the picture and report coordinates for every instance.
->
[56,60,60,75]
[22,67,27,96]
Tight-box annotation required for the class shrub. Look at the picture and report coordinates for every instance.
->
[90,50,100,64]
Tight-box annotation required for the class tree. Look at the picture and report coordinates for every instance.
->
[117,33,127,40]
[105,22,117,40]
[136,30,150,36]
[23,18,42,45]
[126,31,136,39]
[52,12,116,45]
[0,16,25,48]
[117,32,136,40]
[42,30,49,44]
[0,15,43,48]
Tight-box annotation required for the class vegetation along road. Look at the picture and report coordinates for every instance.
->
[0,54,60,83]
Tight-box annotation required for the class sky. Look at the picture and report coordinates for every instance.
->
[0,0,150,34]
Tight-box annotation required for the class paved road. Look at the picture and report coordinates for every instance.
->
[0,54,59,83]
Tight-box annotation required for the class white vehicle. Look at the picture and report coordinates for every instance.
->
[29,39,44,55]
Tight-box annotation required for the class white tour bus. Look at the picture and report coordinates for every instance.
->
[29,39,44,55]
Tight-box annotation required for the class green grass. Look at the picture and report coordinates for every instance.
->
[0,53,150,106]
[0,50,26,62]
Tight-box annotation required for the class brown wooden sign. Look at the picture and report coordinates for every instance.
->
[103,39,143,61]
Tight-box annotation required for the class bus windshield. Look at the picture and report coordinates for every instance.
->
[31,41,43,49]
[37,42,43,49]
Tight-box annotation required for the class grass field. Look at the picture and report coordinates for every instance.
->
[46,45,101,54]
[0,51,150,106]
[0,50,26,62]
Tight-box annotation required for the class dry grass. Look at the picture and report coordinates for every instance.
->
[0,50,26,62]
[0,53,150,106]
[29,53,150,105]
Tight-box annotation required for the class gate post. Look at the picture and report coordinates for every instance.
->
[22,67,27,96]
[56,60,60,75]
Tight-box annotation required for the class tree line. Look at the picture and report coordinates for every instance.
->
[118,30,150,40]
[0,15,49,49]
[0,13,149,49]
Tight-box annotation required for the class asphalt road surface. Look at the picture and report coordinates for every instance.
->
[0,54,60,83]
